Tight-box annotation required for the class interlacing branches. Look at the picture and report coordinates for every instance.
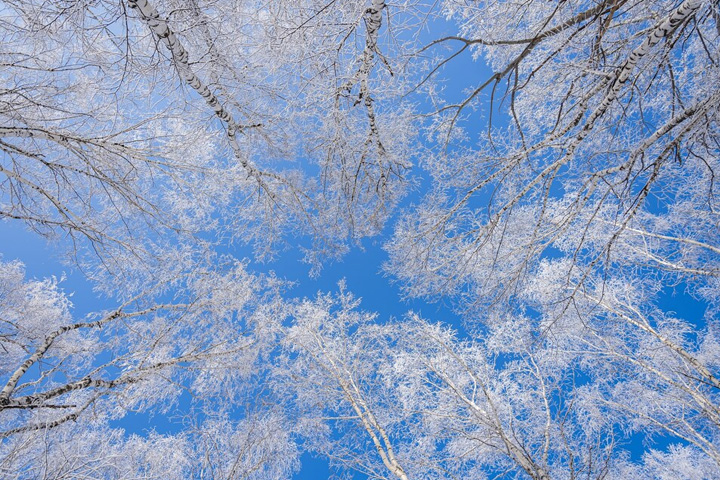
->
[388,0,719,309]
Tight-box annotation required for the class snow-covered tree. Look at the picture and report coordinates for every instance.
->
[278,291,720,478]
[387,0,720,312]
[2,0,719,477]
[1,0,421,277]
[0,254,288,450]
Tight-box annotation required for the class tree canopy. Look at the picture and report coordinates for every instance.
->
[1,0,719,478]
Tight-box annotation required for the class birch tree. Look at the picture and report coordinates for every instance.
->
[278,291,720,479]
[1,0,421,277]
[0,255,287,451]
[387,0,720,312]
[2,0,720,477]
[275,289,415,480]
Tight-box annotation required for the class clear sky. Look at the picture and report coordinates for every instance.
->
[0,197,463,479]
[1,5,714,477]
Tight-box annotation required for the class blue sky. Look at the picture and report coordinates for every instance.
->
[1,9,712,478]
[0,201,462,479]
